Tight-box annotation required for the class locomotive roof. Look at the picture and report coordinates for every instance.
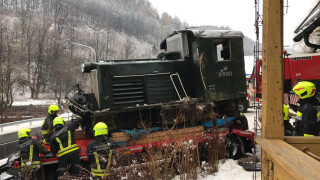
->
[187,29,244,38]
[160,29,243,50]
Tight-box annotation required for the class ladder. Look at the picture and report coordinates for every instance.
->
[170,73,188,100]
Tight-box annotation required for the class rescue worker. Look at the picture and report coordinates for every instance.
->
[283,104,294,136]
[293,81,320,136]
[50,116,82,177]
[87,122,117,178]
[41,104,60,144]
[18,128,48,179]
[234,112,249,130]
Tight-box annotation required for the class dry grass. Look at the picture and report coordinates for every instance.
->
[56,129,225,180]
[20,166,40,180]
[160,99,216,129]
[204,128,226,174]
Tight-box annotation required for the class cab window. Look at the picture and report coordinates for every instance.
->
[213,40,231,62]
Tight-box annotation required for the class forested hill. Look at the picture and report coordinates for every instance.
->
[0,0,256,108]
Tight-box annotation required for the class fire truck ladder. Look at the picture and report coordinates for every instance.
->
[170,73,188,100]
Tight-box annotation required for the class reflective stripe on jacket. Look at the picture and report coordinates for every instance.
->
[50,116,81,157]
[91,150,113,177]
[86,136,118,177]
[41,114,57,136]
[295,98,320,136]
[295,111,302,121]
[20,145,41,168]
[296,109,320,121]
[54,129,79,157]
[18,138,48,168]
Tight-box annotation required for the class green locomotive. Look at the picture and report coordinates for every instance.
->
[67,29,247,131]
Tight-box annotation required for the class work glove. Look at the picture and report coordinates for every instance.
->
[44,153,55,159]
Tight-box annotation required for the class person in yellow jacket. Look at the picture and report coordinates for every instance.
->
[50,116,82,177]
[293,81,320,136]
[18,128,48,179]
[283,104,294,136]
[41,104,60,144]
[86,122,117,178]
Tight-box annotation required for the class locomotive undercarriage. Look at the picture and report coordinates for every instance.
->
[66,84,240,134]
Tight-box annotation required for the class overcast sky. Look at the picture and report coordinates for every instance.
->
[148,0,317,46]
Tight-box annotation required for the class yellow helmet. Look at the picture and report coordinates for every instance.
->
[293,81,316,99]
[18,128,32,139]
[93,122,108,136]
[53,117,65,127]
[283,104,289,120]
[48,104,60,115]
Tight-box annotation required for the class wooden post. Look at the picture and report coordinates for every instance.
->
[262,0,284,139]
[262,0,284,179]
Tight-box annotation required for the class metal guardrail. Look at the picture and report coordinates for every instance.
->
[0,113,72,133]
[0,117,45,132]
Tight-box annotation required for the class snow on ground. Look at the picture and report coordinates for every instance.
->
[199,159,260,180]
[245,108,261,133]
[12,91,58,106]
[12,99,57,106]
[173,159,261,180]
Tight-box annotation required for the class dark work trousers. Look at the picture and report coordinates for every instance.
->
[35,168,42,180]
[57,151,80,177]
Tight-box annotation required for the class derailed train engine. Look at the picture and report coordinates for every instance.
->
[67,29,247,132]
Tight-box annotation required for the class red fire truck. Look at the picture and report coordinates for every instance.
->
[251,52,320,109]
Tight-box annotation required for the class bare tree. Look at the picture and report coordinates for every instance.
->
[0,21,20,121]
[124,37,135,59]
[32,17,52,98]
[19,12,37,98]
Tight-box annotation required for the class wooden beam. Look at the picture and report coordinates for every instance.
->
[285,137,320,156]
[285,136,320,144]
[256,137,320,179]
[262,0,284,139]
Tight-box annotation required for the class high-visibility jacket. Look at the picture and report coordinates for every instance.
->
[41,113,57,143]
[50,116,81,157]
[295,97,320,136]
[18,137,48,168]
[86,136,117,177]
